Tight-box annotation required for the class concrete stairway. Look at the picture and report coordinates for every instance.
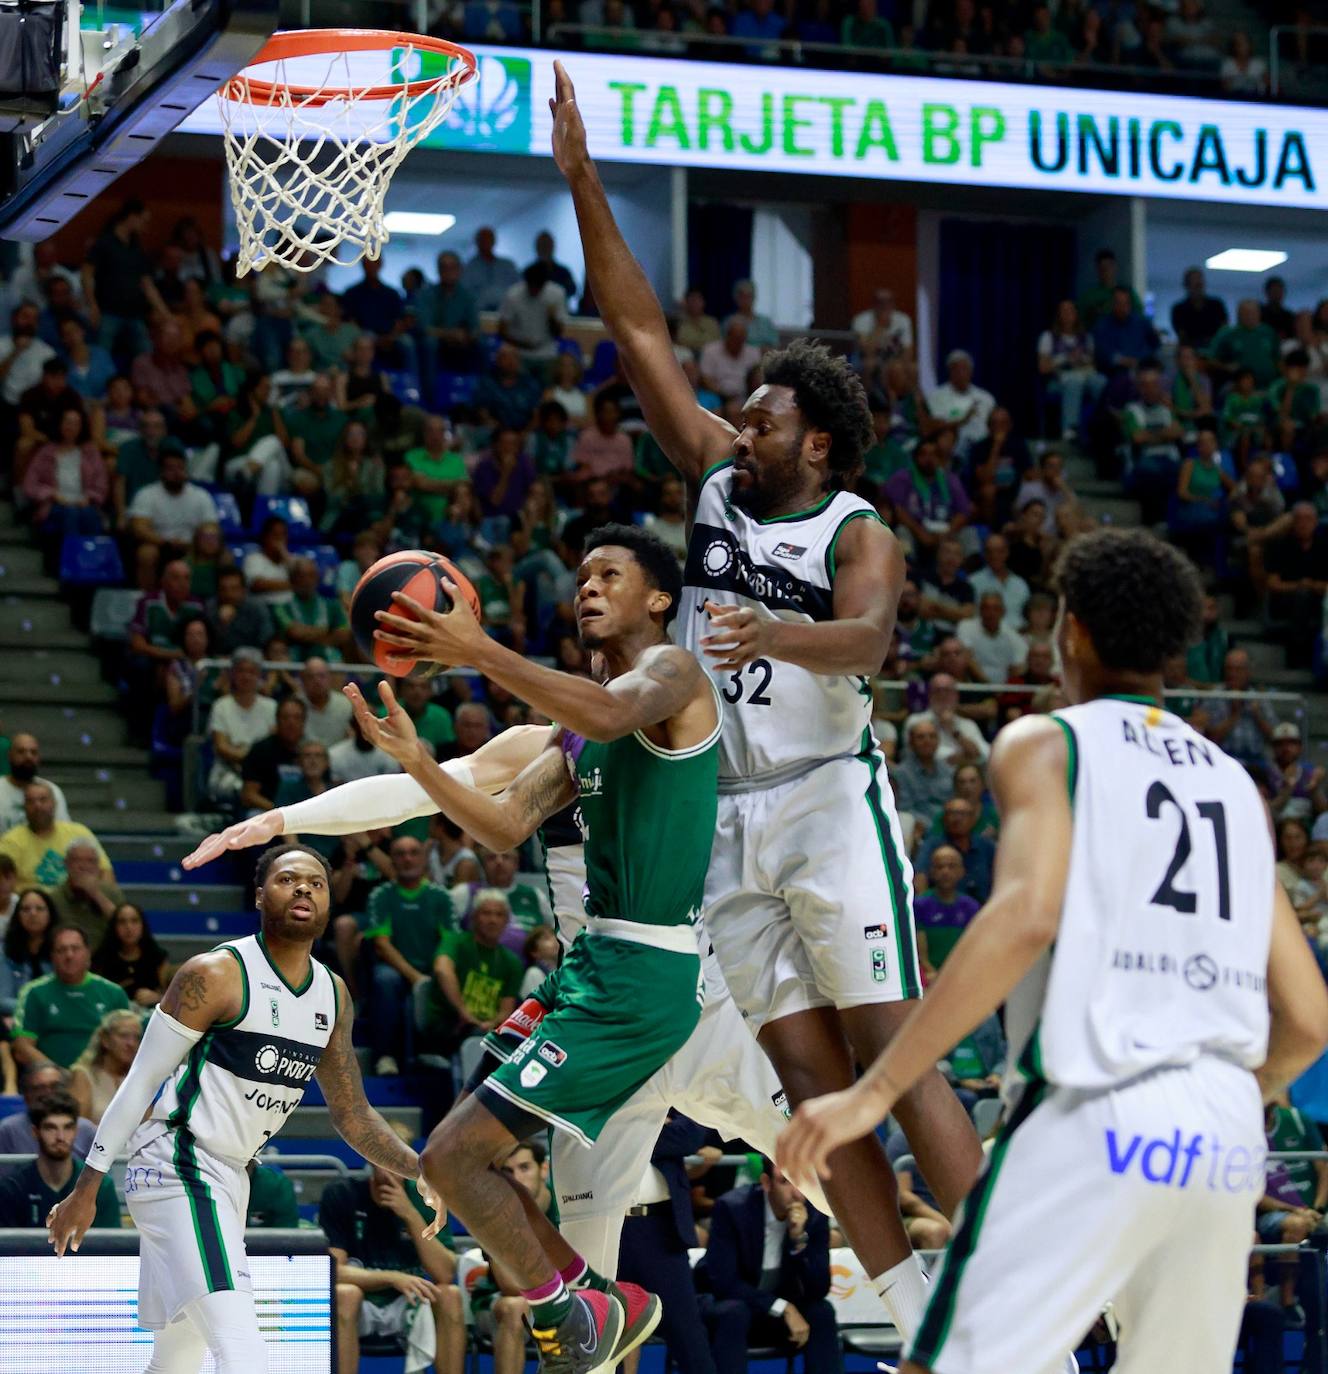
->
[0,501,173,832]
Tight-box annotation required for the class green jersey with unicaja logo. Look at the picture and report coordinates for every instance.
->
[558,685,722,932]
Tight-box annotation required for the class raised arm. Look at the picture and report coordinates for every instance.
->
[550,61,734,486]
[373,588,709,744]
[46,951,244,1254]
[777,714,1071,1184]
[704,516,903,679]
[182,724,551,869]
[346,686,574,851]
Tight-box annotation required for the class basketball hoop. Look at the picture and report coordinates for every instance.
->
[216,29,476,276]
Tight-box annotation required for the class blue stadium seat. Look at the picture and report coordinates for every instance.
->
[556,336,584,361]
[59,535,125,586]
[251,495,317,545]
[586,338,619,385]
[311,545,341,596]
[435,370,478,409]
[213,490,245,539]
[382,370,422,406]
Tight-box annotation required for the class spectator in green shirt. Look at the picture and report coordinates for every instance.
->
[0,1091,120,1228]
[1269,349,1322,455]
[246,1159,300,1227]
[300,293,359,371]
[428,892,523,1053]
[404,414,468,525]
[1209,299,1282,388]
[321,1146,464,1374]
[12,926,131,1069]
[284,373,348,488]
[841,0,893,48]
[273,558,353,663]
[449,847,553,953]
[364,835,456,1075]
[1077,248,1141,332]
[1220,367,1267,467]
[1025,2,1072,60]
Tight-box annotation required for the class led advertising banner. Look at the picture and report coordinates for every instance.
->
[0,1253,332,1372]
[183,44,1323,208]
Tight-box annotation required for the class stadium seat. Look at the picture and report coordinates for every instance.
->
[311,545,341,596]
[435,370,478,409]
[556,336,584,360]
[382,369,422,406]
[586,338,619,385]
[251,495,317,544]
[89,587,143,642]
[59,535,125,586]
[212,490,245,539]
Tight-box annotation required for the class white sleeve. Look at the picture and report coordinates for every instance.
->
[278,761,475,836]
[86,1009,203,1170]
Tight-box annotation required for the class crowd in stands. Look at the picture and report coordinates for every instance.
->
[497,0,1274,95]
[5,198,1328,1360]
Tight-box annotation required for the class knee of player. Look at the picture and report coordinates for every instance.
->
[495,1295,528,1327]
[436,1284,464,1319]
[335,1283,363,1318]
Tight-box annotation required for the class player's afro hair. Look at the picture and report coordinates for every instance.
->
[583,523,684,626]
[1054,528,1203,674]
[762,339,874,488]
[254,842,334,888]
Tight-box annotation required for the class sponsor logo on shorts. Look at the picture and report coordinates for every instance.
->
[502,1001,547,1039]
[870,947,889,983]
[1104,1128,1264,1193]
[772,1090,790,1119]
[771,542,806,561]
[315,1012,329,1031]
[562,1190,594,1204]
[538,1041,567,1068]
[520,1060,548,1089]
[124,1165,163,1194]
[863,923,889,941]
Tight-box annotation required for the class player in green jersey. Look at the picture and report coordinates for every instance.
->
[346,524,722,1374]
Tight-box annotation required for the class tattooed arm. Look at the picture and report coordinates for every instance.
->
[347,689,578,852]
[318,971,423,1177]
[47,952,243,1256]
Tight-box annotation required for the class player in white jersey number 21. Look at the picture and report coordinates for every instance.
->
[780,528,1328,1374]
[47,845,444,1374]
[552,60,980,1341]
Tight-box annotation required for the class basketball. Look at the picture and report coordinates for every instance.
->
[349,550,482,678]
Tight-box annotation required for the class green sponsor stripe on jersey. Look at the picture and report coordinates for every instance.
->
[1052,716,1079,804]
[173,1130,233,1294]
[912,1081,1046,1365]
[861,751,920,998]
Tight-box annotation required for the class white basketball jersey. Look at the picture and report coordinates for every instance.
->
[676,461,884,785]
[1006,696,1274,1097]
[141,934,337,1165]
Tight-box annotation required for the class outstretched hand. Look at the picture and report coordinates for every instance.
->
[549,60,590,178]
[344,680,422,767]
[182,810,287,870]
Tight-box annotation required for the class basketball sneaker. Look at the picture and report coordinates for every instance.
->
[607,1279,662,1361]
[531,1290,624,1374]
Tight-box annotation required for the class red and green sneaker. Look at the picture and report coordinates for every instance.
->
[607,1279,663,1362]
[532,1290,625,1374]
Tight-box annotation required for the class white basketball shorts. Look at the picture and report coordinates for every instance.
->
[910,1056,1264,1374]
[126,1126,253,1330]
[704,752,921,1031]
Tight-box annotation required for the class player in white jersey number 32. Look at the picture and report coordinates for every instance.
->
[780,528,1328,1374]
[552,59,980,1339]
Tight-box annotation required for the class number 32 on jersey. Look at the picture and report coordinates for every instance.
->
[721,658,773,706]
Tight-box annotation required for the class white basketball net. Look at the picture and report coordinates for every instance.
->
[217,44,470,276]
